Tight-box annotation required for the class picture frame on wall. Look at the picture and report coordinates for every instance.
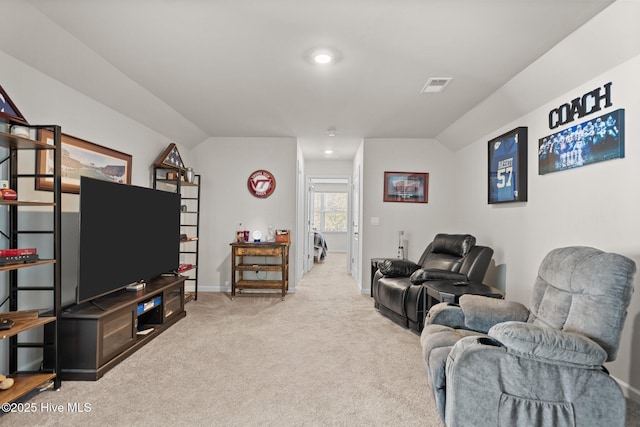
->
[36,129,132,193]
[538,108,624,175]
[488,127,528,204]
[383,171,428,203]
[0,85,28,125]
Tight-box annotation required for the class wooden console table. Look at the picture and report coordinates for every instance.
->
[230,242,290,300]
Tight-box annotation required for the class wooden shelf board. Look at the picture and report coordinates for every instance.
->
[235,280,285,288]
[156,179,198,187]
[0,259,56,273]
[0,313,56,339]
[0,200,56,207]
[0,373,56,405]
[236,264,283,271]
[0,131,54,150]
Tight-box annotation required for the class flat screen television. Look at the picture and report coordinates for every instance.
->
[77,176,180,304]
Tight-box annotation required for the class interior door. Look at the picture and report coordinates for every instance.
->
[351,166,360,283]
[305,179,315,273]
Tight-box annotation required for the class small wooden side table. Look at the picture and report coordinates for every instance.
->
[230,242,290,300]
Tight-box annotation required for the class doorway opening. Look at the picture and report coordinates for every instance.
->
[305,177,351,274]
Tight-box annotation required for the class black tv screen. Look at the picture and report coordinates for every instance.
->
[78,176,180,304]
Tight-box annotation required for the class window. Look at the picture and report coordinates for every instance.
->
[313,192,347,232]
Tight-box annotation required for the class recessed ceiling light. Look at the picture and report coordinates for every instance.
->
[326,127,337,137]
[314,53,333,64]
[305,47,342,65]
[324,149,334,155]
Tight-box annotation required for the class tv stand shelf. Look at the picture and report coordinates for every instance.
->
[55,276,186,381]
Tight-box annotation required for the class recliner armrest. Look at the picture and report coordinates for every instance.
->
[425,302,466,328]
[489,321,608,367]
[410,268,467,284]
[459,294,529,333]
[378,258,421,277]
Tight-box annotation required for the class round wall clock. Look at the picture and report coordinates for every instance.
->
[247,170,276,198]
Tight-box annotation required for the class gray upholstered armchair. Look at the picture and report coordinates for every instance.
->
[421,246,636,427]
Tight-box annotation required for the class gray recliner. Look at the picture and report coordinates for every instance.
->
[420,246,636,427]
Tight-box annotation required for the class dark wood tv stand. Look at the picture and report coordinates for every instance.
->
[55,275,186,380]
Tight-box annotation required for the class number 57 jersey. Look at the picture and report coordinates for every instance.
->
[489,133,520,203]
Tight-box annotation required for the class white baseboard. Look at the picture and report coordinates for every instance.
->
[194,285,227,293]
[614,376,640,404]
[189,285,297,294]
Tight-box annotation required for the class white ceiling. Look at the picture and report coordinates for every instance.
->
[1,0,618,159]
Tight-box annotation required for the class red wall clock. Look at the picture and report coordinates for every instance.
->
[247,170,276,198]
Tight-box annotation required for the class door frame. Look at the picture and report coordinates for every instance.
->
[305,176,352,273]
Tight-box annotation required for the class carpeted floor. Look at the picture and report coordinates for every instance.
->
[3,252,639,426]
[1,253,441,426]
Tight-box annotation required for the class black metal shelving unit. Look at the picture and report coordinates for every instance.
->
[0,124,61,403]
[152,167,200,301]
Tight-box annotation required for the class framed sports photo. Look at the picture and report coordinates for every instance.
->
[36,129,132,193]
[383,171,428,203]
[488,127,528,204]
[538,109,624,175]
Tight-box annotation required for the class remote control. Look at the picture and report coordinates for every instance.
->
[0,318,15,330]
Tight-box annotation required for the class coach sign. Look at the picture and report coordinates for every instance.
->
[548,82,612,130]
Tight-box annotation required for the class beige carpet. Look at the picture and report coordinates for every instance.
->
[4,252,640,426]
[2,253,441,426]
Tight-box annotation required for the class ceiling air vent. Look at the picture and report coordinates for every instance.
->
[420,77,452,94]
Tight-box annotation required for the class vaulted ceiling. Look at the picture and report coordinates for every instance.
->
[1,1,621,159]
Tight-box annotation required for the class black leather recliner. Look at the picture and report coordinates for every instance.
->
[372,233,493,332]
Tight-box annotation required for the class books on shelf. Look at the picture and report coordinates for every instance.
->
[178,264,193,272]
[0,248,39,266]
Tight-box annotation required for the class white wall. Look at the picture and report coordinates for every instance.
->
[305,159,353,176]
[352,143,364,287]
[296,144,306,282]
[190,137,298,292]
[452,54,640,402]
[360,138,458,292]
[0,52,192,196]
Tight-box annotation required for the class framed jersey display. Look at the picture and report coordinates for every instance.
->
[488,127,528,204]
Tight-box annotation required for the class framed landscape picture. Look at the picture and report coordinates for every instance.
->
[488,127,528,204]
[383,172,428,203]
[36,129,132,193]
